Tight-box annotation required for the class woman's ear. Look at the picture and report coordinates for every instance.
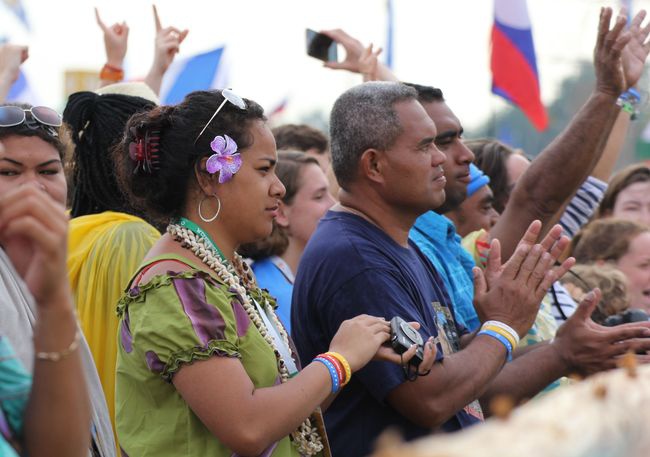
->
[194,158,219,195]
[275,201,290,228]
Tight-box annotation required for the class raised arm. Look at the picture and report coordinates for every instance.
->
[95,7,129,87]
[144,5,188,95]
[492,8,650,260]
[0,184,90,457]
[320,28,399,82]
[0,44,28,102]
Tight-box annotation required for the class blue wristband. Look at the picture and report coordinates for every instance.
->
[314,357,340,393]
[478,329,513,362]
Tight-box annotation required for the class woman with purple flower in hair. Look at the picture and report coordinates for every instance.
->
[112,90,432,457]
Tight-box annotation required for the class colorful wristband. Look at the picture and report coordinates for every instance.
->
[326,351,352,386]
[319,353,345,385]
[478,329,513,362]
[314,357,341,393]
[482,325,517,349]
[482,320,520,345]
[617,88,641,119]
[100,63,124,82]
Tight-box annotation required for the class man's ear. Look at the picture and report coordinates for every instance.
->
[275,201,290,228]
[359,148,386,185]
[195,158,220,195]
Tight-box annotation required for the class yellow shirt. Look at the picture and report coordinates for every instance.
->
[68,211,160,443]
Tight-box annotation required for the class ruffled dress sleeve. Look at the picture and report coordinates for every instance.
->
[117,269,243,382]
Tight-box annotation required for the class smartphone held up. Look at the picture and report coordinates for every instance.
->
[306,29,338,62]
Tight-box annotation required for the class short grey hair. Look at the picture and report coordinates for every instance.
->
[330,82,418,189]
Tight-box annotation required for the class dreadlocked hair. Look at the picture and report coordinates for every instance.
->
[114,90,266,225]
[63,91,156,218]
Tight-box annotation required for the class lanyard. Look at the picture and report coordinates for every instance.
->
[252,298,298,376]
[269,256,295,284]
[176,217,228,264]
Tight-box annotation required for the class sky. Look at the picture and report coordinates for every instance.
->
[3,0,650,134]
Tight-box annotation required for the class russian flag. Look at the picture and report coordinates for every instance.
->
[491,0,548,131]
[159,46,227,105]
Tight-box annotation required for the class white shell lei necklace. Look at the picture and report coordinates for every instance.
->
[167,223,324,455]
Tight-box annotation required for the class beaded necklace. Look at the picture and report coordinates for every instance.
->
[167,222,324,455]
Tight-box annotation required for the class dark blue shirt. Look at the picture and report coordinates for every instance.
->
[291,210,481,457]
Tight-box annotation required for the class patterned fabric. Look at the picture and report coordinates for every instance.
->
[559,176,607,239]
[0,336,31,457]
[410,211,482,330]
[549,176,607,323]
[549,282,578,323]
[68,211,160,441]
[115,254,306,457]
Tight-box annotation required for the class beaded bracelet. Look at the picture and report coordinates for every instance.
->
[314,356,341,393]
[478,329,513,362]
[35,328,81,362]
[326,351,351,386]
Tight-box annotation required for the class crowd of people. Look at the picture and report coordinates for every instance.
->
[3,5,650,457]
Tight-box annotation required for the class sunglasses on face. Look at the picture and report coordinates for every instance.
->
[194,88,247,144]
[0,105,63,129]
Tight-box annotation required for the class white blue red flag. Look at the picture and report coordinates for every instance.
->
[491,0,548,130]
[159,46,227,105]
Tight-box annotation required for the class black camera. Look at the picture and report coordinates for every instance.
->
[603,308,650,327]
[390,316,424,367]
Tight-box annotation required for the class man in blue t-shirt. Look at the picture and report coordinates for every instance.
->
[292,82,577,457]
[293,211,481,456]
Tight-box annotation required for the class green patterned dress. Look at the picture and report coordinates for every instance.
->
[115,254,323,457]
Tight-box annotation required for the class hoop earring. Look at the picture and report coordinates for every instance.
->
[198,194,221,222]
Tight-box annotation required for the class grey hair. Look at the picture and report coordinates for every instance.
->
[329,82,418,189]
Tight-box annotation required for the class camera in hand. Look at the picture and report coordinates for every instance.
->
[390,316,424,367]
[306,28,338,62]
[603,308,650,327]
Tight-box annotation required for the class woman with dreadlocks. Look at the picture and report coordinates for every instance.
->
[62,83,161,439]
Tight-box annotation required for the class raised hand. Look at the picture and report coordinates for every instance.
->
[145,4,189,94]
[621,9,650,89]
[320,29,365,73]
[0,43,28,84]
[359,43,383,82]
[594,7,632,97]
[473,221,575,337]
[0,184,71,309]
[552,288,650,376]
[95,7,129,69]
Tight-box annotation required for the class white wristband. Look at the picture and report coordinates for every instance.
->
[482,320,520,345]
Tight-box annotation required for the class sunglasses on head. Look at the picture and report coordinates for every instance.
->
[194,88,247,144]
[0,105,63,129]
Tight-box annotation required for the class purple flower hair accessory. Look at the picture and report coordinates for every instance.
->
[206,134,242,183]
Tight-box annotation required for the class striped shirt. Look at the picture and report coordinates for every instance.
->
[551,176,608,322]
